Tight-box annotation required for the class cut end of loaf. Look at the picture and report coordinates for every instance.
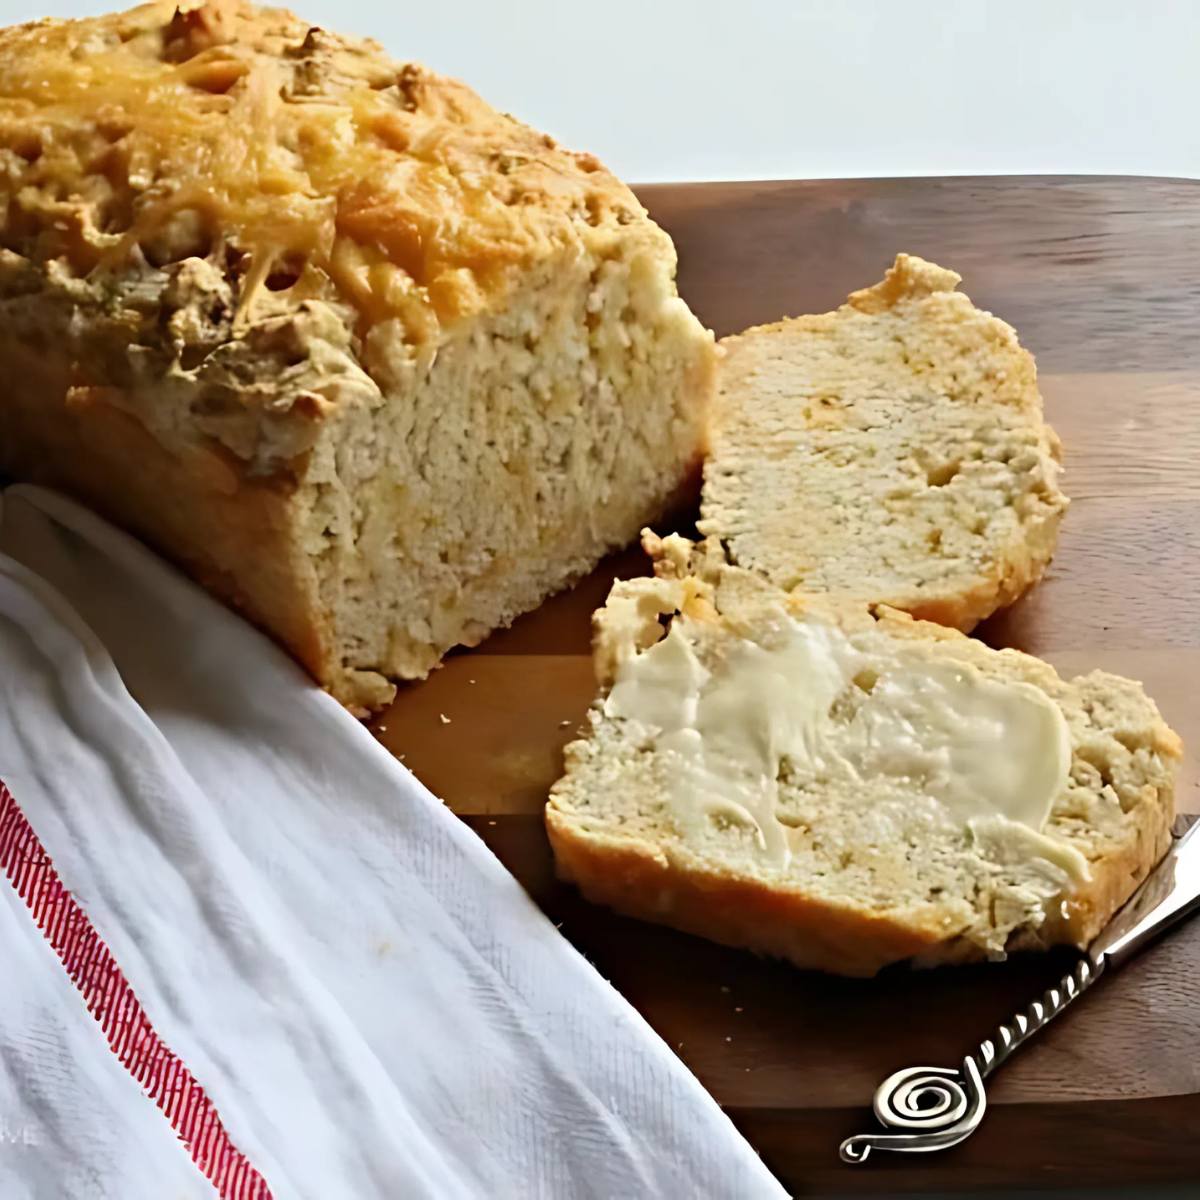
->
[547,536,1180,976]
[309,253,715,712]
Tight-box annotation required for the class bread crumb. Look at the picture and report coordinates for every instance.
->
[735,1006,744,1013]
[469,679,476,685]
[559,719,571,728]
[439,713,451,724]
[703,253,1068,631]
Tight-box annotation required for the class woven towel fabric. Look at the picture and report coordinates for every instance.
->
[0,484,785,1200]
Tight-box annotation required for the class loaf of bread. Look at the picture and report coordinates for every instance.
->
[546,534,1181,976]
[0,1,714,711]
[700,255,1067,631]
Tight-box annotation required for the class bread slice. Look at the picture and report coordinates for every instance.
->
[699,254,1068,631]
[0,2,713,712]
[546,534,1181,976]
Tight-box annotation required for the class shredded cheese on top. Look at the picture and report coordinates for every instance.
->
[0,0,631,336]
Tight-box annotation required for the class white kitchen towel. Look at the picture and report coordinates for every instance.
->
[0,484,786,1200]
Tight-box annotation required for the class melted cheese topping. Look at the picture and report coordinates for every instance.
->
[606,617,1087,879]
[0,1,638,336]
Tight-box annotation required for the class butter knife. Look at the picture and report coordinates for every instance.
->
[840,819,1200,1164]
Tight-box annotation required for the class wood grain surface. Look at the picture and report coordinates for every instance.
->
[374,177,1200,1194]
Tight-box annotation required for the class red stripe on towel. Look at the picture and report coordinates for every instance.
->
[0,779,272,1200]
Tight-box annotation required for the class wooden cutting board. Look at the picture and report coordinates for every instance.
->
[372,177,1200,1195]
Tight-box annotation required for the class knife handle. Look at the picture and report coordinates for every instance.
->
[838,956,1099,1163]
[841,820,1200,1165]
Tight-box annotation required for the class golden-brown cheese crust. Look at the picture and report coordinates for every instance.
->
[0,1,652,344]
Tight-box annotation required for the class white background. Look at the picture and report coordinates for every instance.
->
[6,1,1200,183]
[1,14,1195,1200]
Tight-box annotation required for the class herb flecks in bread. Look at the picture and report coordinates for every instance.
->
[546,534,1181,977]
[700,254,1068,631]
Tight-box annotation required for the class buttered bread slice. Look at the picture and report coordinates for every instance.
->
[546,535,1181,976]
[700,255,1068,631]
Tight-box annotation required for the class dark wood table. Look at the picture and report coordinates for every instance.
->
[374,177,1200,1195]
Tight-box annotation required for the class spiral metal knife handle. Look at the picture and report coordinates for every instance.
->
[840,821,1200,1165]
[839,957,1099,1163]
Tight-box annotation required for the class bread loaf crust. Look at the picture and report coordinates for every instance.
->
[0,3,715,708]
